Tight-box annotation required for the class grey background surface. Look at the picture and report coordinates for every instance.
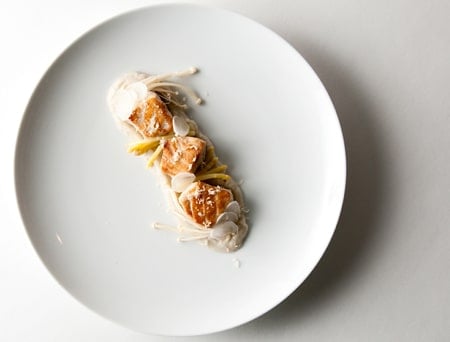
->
[1,0,449,340]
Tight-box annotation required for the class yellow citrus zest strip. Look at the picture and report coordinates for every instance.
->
[147,144,164,167]
[195,173,230,182]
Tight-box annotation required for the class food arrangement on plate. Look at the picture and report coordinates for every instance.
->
[14,4,346,335]
[107,67,249,252]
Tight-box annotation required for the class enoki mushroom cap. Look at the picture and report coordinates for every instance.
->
[109,81,149,120]
[173,116,190,136]
[209,221,238,240]
[171,172,196,193]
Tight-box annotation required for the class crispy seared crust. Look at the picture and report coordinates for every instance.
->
[129,95,173,137]
[179,181,233,228]
[160,137,206,176]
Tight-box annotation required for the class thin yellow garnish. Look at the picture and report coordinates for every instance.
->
[205,145,215,160]
[204,165,227,174]
[127,135,173,155]
[198,157,218,175]
[128,140,160,155]
[147,144,164,167]
[196,173,230,182]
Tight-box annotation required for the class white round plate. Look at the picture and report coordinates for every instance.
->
[15,4,346,336]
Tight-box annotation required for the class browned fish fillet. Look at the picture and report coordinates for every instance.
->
[129,95,173,137]
[179,181,233,228]
[160,137,206,176]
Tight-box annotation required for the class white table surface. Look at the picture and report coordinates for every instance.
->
[1,0,449,340]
